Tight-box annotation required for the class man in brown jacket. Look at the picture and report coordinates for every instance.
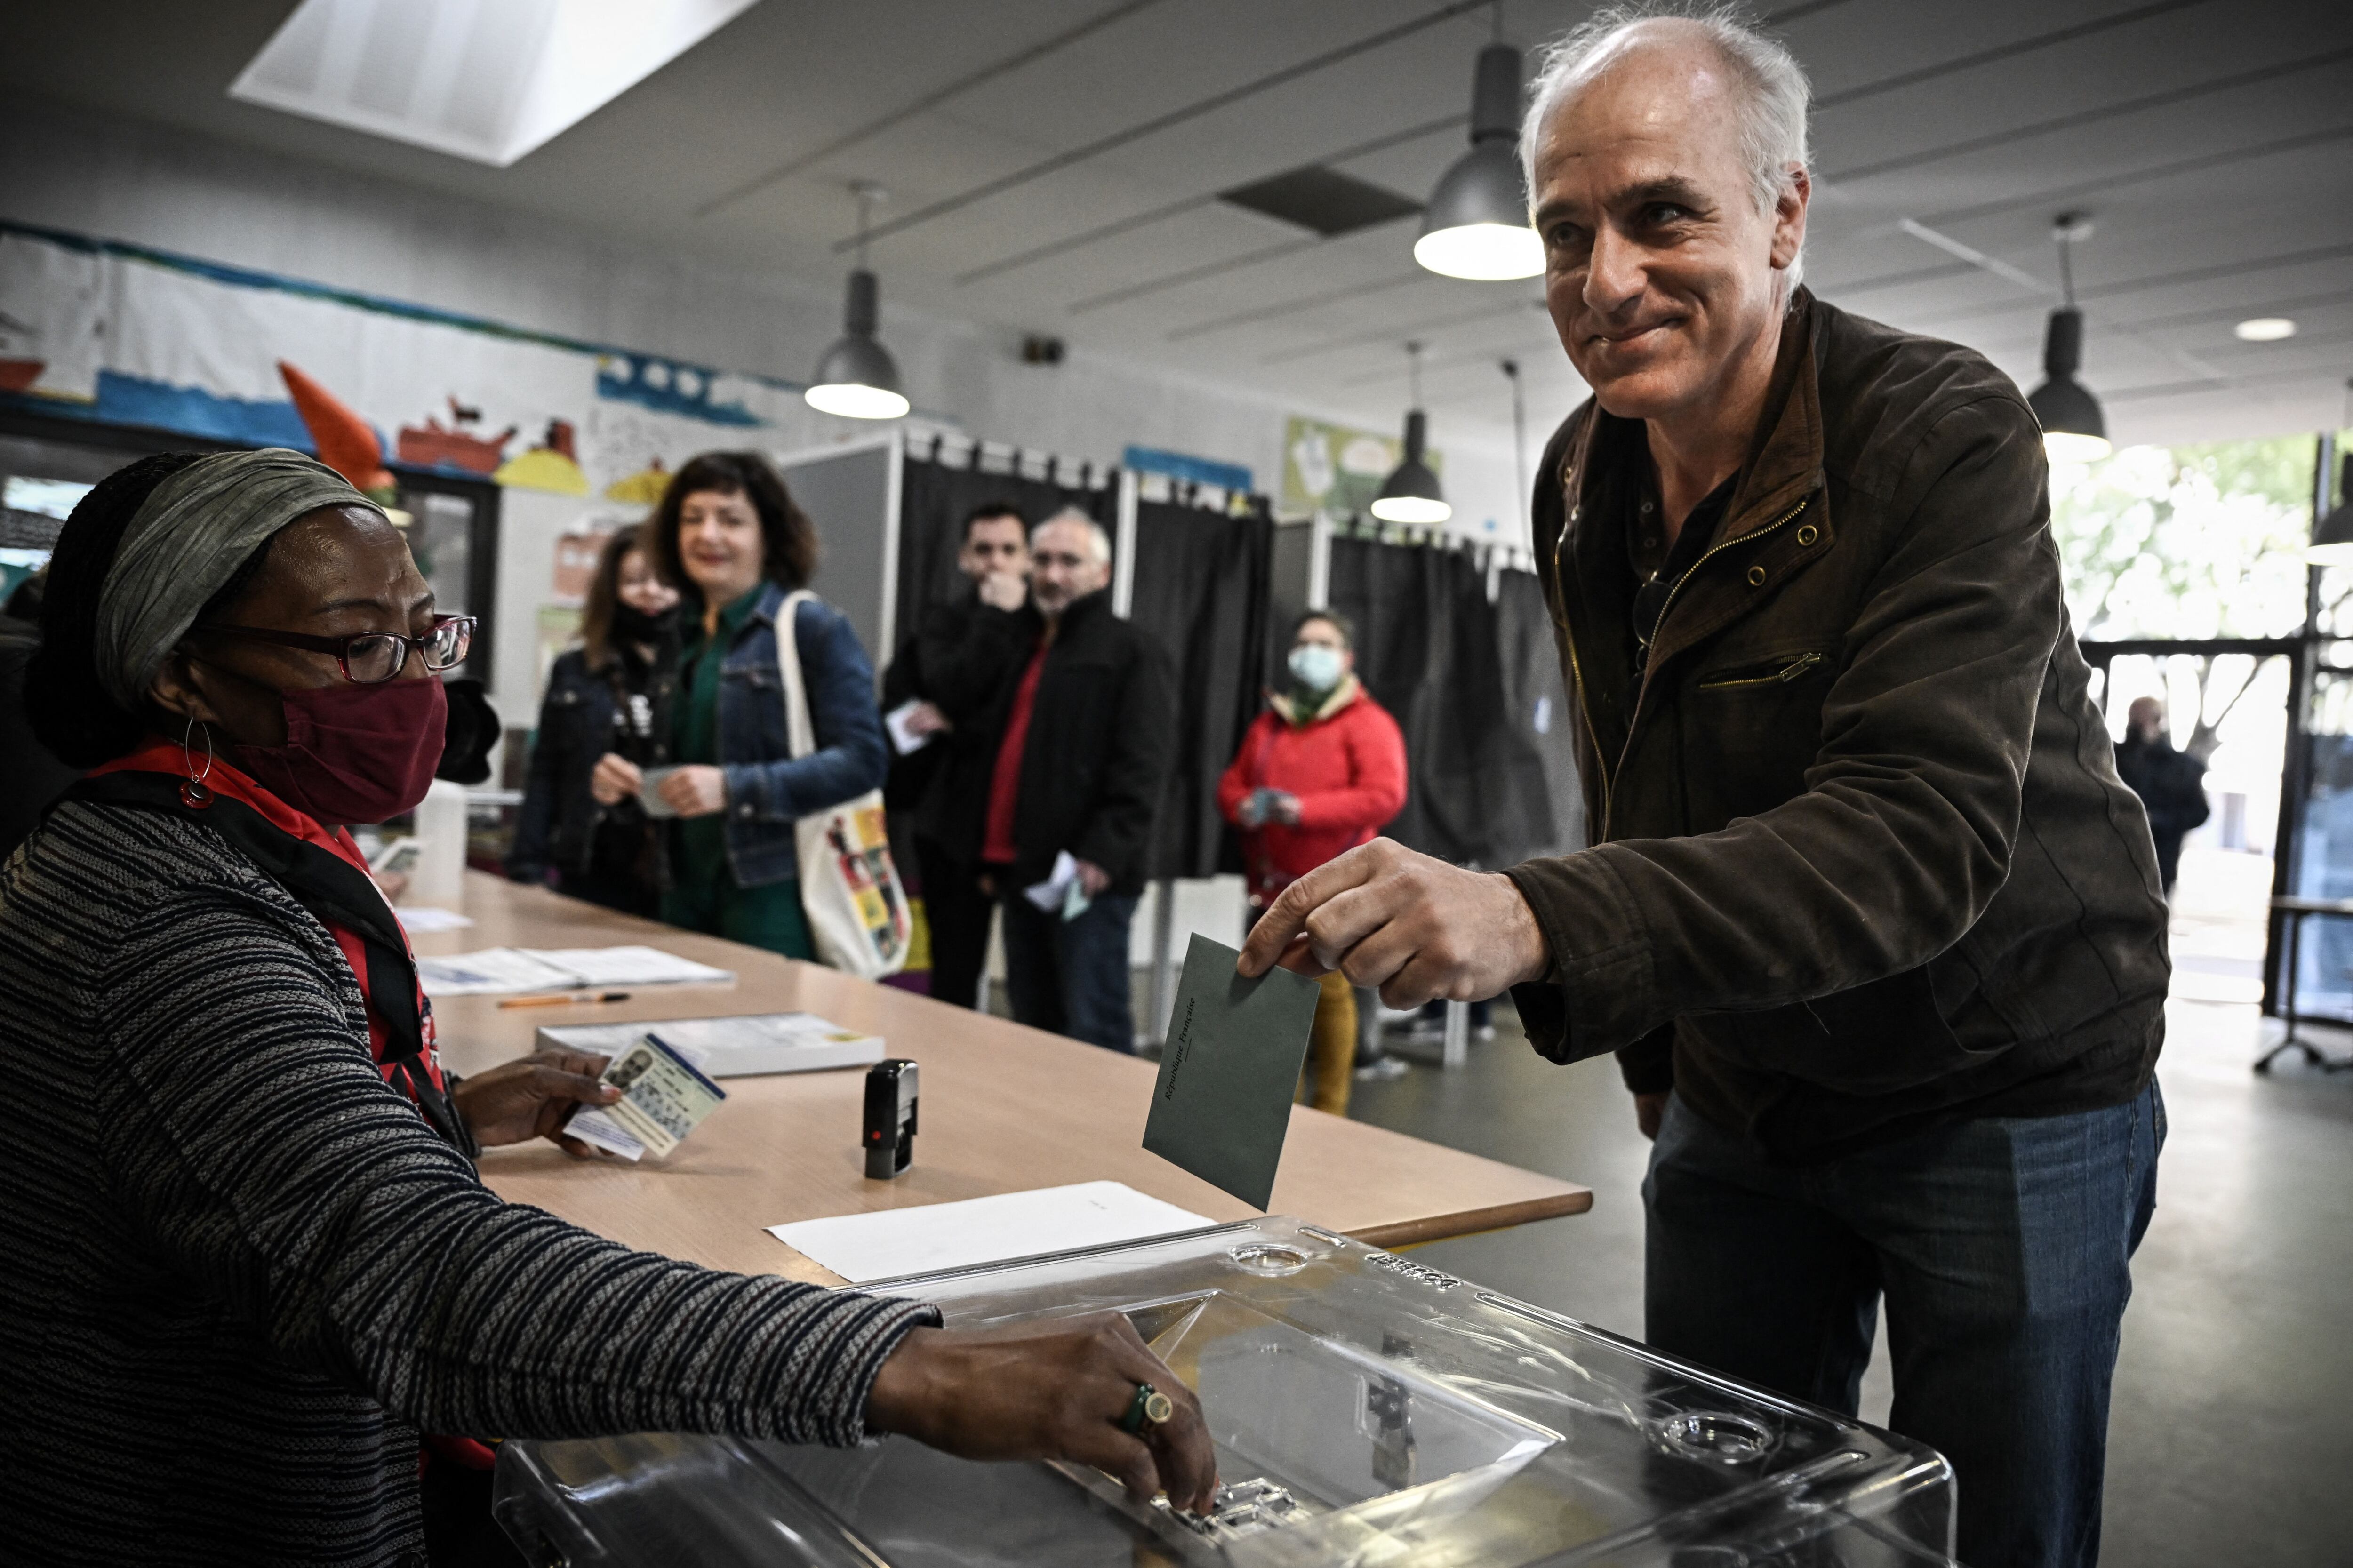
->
[1240,9,2169,1566]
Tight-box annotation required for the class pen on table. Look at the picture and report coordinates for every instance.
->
[497,991,633,1009]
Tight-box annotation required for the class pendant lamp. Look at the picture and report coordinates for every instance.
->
[1415,31,1542,281]
[2304,382,2353,567]
[807,182,909,420]
[2026,214,2110,463]
[1372,343,1451,524]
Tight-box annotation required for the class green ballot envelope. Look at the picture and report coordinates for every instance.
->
[1142,933,1323,1209]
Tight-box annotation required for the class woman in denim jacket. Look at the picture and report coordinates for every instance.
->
[605,451,888,959]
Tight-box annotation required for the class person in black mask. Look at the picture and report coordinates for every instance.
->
[509,523,679,915]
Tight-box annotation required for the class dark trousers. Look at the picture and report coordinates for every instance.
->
[916,837,993,1010]
[1643,1082,2165,1568]
[999,887,1139,1053]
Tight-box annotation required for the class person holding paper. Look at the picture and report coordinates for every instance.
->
[3,449,1217,1561]
[1237,15,2168,1567]
[618,451,889,960]
[508,524,680,916]
[972,510,1176,1053]
[1217,610,1406,1112]
[879,500,1040,1008]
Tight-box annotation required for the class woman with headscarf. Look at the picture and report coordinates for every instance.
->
[507,524,680,915]
[0,451,1213,1564]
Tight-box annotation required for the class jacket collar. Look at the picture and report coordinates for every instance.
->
[1269,673,1361,727]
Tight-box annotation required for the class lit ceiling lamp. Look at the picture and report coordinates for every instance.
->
[2304,381,2353,566]
[2027,213,2111,463]
[1372,343,1450,524]
[1414,14,1541,281]
[2235,317,2298,342]
[806,182,909,420]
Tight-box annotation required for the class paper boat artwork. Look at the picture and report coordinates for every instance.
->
[495,418,591,495]
[398,398,517,475]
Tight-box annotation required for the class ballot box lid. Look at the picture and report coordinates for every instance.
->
[494,1216,1957,1567]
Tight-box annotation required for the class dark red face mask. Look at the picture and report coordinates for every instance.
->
[232,675,448,826]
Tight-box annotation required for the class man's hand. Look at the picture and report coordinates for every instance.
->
[659,764,729,818]
[977,569,1027,613]
[1235,838,1550,1009]
[902,699,951,738]
[452,1048,619,1154]
[1267,791,1302,827]
[1075,858,1112,898]
[590,753,642,805]
[865,1313,1217,1512]
[1634,1091,1668,1141]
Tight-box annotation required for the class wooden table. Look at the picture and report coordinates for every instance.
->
[415,873,1590,1285]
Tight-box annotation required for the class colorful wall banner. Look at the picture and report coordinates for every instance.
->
[0,219,841,497]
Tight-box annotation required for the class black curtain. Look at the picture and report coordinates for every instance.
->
[892,440,1112,664]
[1128,494,1274,880]
[1492,566,1584,861]
[1328,536,1566,868]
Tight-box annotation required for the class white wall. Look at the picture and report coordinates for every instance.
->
[0,93,1524,538]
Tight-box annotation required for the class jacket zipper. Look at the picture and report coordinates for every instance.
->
[1573,492,1815,840]
[1554,525,1616,839]
[1693,650,1827,691]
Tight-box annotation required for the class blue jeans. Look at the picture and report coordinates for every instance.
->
[1643,1083,2164,1568]
[1000,890,1139,1053]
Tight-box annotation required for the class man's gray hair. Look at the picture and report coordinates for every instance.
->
[1521,2,1811,286]
[1034,507,1112,565]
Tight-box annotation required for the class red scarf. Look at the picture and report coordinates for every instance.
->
[86,741,452,1117]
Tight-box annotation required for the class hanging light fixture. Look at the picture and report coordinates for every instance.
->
[1372,342,1450,524]
[806,182,909,420]
[1415,16,1541,282]
[2304,380,2353,566]
[2027,213,2110,463]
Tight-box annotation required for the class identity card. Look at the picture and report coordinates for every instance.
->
[565,1032,727,1161]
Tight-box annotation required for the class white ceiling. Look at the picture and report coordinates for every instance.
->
[6,0,2351,454]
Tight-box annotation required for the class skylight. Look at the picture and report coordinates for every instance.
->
[229,0,761,168]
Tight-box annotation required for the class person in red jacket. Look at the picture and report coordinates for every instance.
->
[1218,610,1408,1112]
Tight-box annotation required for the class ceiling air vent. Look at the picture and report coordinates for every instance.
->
[1217,167,1422,239]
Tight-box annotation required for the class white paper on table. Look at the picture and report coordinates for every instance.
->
[415,947,581,996]
[768,1181,1213,1284]
[884,700,938,756]
[518,946,736,988]
[393,906,473,934]
[416,945,735,996]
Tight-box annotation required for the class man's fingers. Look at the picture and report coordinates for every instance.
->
[1236,843,1385,976]
[529,1065,616,1104]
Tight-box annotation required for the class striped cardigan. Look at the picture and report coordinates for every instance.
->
[0,800,937,1565]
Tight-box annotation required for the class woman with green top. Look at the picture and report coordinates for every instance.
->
[603,450,887,957]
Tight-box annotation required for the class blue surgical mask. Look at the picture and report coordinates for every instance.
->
[1288,643,1345,693]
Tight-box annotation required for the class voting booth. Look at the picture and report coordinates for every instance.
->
[493,1217,1955,1566]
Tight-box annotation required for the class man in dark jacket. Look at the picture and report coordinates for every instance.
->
[881,502,1035,1008]
[970,509,1173,1052]
[1240,13,2168,1568]
[2114,696,2209,895]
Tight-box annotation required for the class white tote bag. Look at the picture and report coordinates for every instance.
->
[772,591,911,979]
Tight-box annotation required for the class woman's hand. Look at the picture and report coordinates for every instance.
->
[590,753,642,805]
[865,1314,1218,1513]
[452,1048,619,1154]
[658,764,729,818]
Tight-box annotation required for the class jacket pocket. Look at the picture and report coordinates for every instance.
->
[1691,650,1828,691]
[1689,965,1994,1095]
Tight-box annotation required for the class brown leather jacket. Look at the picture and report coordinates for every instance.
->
[1504,290,2169,1162]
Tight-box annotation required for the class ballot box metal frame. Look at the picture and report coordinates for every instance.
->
[496,1217,1955,1567]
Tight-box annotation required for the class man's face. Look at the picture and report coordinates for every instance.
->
[1031,520,1109,617]
[1529,31,1807,424]
[958,515,1029,583]
[2129,698,2164,741]
[1292,617,1354,675]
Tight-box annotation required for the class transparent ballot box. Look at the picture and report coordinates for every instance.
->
[494,1217,1955,1567]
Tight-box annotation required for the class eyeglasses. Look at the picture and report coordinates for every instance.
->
[196,614,475,684]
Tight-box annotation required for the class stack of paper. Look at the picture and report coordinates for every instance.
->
[537,1012,884,1077]
[416,945,735,997]
[393,906,473,934]
[767,1181,1212,1284]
